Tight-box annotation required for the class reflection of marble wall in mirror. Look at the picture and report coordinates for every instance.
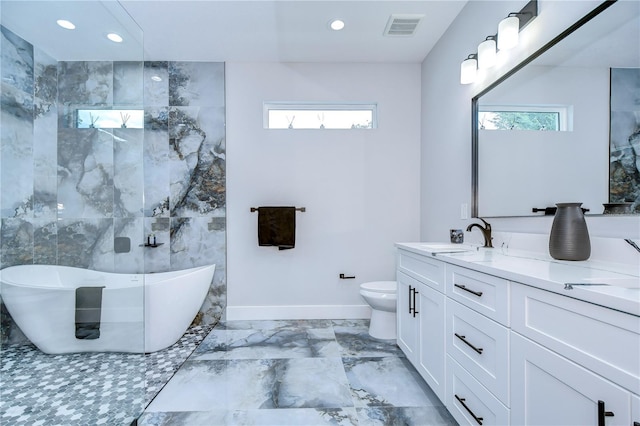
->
[474,0,640,217]
[610,68,640,213]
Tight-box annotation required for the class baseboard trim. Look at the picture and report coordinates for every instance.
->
[226,304,371,321]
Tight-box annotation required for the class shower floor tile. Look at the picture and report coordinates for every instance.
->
[0,323,213,426]
[140,319,458,426]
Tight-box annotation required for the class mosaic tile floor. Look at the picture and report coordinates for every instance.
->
[139,319,458,426]
[0,323,214,426]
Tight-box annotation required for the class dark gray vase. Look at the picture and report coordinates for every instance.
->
[549,203,591,261]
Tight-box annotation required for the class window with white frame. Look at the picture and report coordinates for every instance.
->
[264,102,377,130]
[478,105,572,131]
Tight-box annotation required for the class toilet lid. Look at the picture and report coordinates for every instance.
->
[360,281,397,293]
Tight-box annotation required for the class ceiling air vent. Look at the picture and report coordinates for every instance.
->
[384,14,424,37]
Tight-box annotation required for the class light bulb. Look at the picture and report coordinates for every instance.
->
[460,56,477,85]
[498,16,519,50]
[478,38,497,69]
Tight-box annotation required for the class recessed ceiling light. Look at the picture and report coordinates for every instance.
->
[107,33,123,43]
[151,75,162,82]
[56,19,75,30]
[329,19,345,31]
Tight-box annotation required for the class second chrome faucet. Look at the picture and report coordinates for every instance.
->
[466,218,493,248]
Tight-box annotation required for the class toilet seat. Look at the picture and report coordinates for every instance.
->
[360,281,396,294]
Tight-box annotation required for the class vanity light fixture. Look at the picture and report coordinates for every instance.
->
[478,35,497,69]
[329,19,345,31]
[56,19,75,30]
[460,54,478,85]
[459,0,537,84]
[498,14,520,50]
[107,33,123,43]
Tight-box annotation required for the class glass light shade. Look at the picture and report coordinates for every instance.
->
[478,39,497,69]
[460,57,477,85]
[498,16,519,50]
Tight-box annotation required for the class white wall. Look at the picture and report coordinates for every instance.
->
[226,62,421,320]
[420,0,640,244]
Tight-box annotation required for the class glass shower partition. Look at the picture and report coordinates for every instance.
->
[0,1,146,423]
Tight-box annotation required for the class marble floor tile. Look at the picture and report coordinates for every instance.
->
[332,320,403,358]
[146,357,353,412]
[357,406,457,426]
[141,319,457,425]
[343,357,441,408]
[140,407,359,426]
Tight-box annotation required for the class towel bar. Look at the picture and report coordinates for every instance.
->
[250,207,306,212]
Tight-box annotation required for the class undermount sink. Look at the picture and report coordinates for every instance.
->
[419,243,475,253]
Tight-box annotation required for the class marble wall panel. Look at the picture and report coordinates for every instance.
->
[1,84,34,218]
[1,26,33,94]
[56,218,113,269]
[169,217,226,324]
[114,217,145,273]
[169,106,226,217]
[169,62,224,107]
[144,62,169,107]
[33,219,57,265]
[58,61,113,106]
[0,218,34,267]
[114,61,143,106]
[144,107,170,217]
[114,129,144,217]
[57,129,114,218]
[144,217,171,273]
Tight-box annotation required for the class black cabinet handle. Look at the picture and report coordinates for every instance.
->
[455,333,484,354]
[633,422,639,426]
[454,283,483,297]
[597,400,614,426]
[412,287,419,317]
[408,285,414,314]
[455,394,483,425]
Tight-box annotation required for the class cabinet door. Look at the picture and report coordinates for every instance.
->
[511,332,631,426]
[397,271,418,362]
[417,283,446,401]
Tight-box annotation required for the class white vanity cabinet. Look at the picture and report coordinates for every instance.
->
[395,242,640,426]
[445,264,511,425]
[511,332,631,426]
[510,282,640,426]
[396,250,447,401]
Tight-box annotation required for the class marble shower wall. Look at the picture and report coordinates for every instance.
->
[1,27,226,341]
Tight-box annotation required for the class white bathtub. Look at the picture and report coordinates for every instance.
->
[0,264,215,354]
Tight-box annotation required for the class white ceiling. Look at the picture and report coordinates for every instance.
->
[1,0,468,63]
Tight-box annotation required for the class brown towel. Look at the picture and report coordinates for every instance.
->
[257,206,296,250]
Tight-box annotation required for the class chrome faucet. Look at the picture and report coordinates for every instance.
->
[466,218,493,248]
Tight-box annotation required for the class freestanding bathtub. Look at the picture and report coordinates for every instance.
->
[0,264,215,354]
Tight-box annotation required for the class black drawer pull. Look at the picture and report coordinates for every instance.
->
[455,394,483,425]
[597,400,614,426]
[408,285,414,314]
[454,283,483,297]
[633,422,639,426]
[455,333,484,354]
[412,287,418,317]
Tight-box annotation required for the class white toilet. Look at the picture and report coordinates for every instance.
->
[359,281,397,340]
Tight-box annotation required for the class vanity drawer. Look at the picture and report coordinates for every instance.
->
[511,283,640,394]
[397,249,445,292]
[447,299,510,406]
[446,265,510,325]
[447,355,510,426]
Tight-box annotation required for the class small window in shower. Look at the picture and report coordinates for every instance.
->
[264,102,377,129]
[76,109,144,129]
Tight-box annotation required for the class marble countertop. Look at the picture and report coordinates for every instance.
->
[396,242,640,317]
